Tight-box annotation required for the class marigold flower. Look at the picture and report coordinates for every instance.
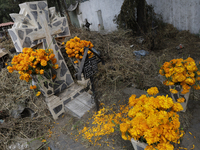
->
[41,139,46,142]
[30,85,37,89]
[53,64,59,69]
[120,123,130,133]
[181,89,189,94]
[7,66,14,73]
[40,69,44,74]
[185,78,195,85]
[52,58,57,64]
[80,48,84,53]
[74,60,78,64]
[147,87,159,96]
[193,84,200,90]
[75,54,79,59]
[172,103,183,112]
[36,91,41,96]
[159,69,164,76]
[177,97,185,103]
[52,74,56,80]
[170,89,178,94]
[163,80,174,86]
[49,53,55,59]
[40,59,47,66]
[176,74,186,82]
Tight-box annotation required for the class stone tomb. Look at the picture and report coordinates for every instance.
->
[8,1,94,120]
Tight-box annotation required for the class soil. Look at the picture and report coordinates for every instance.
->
[0,23,200,150]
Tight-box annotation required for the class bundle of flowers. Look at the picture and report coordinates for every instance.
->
[80,87,184,149]
[7,47,58,96]
[159,57,200,95]
[64,36,94,63]
[120,87,184,150]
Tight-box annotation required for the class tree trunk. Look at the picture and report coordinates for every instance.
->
[137,0,146,34]
[56,0,63,16]
[60,0,72,26]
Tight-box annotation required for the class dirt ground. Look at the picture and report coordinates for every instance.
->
[0,23,200,150]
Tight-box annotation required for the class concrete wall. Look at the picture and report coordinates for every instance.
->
[146,0,200,34]
[77,0,124,32]
[77,0,200,34]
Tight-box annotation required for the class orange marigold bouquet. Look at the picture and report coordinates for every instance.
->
[64,36,94,64]
[79,87,184,149]
[159,57,200,94]
[7,47,58,96]
[120,87,184,150]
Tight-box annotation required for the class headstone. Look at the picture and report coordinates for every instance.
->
[8,1,76,119]
[8,1,97,120]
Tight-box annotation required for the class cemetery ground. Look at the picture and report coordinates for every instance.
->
[0,24,200,150]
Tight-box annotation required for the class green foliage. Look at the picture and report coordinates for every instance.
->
[113,0,161,33]
[113,0,137,31]
[65,0,77,5]
[0,0,61,23]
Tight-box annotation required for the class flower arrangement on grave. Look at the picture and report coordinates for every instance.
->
[120,87,184,150]
[7,47,59,96]
[64,36,94,64]
[159,57,200,98]
[80,87,184,150]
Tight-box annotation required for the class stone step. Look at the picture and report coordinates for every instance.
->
[58,84,85,105]
[64,92,95,118]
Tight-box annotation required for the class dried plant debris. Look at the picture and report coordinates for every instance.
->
[0,69,53,149]
[0,23,200,149]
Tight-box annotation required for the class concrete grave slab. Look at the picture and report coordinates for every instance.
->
[65,92,94,118]
[75,92,95,108]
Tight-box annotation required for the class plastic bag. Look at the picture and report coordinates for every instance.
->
[133,50,149,61]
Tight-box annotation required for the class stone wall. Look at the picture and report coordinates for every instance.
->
[77,0,124,32]
[146,0,200,34]
[77,0,200,34]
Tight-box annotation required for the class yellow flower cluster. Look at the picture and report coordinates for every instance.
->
[169,89,178,94]
[159,57,200,94]
[65,36,94,64]
[147,87,159,96]
[177,97,185,103]
[121,87,183,150]
[7,48,59,97]
[80,88,183,150]
[7,47,58,82]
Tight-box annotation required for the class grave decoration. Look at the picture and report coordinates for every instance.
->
[64,36,95,73]
[80,87,184,150]
[7,47,58,97]
[7,1,95,120]
[64,37,105,110]
[159,57,200,112]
